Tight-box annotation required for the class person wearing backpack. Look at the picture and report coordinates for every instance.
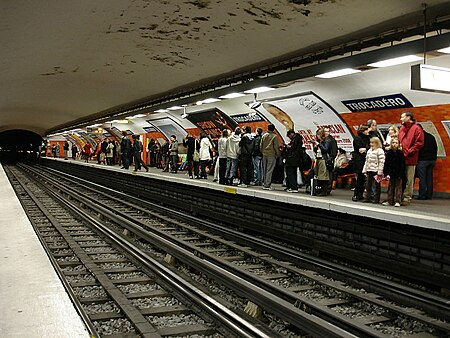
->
[252,127,263,186]
[238,126,254,187]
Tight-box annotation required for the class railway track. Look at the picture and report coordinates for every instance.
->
[9,163,450,338]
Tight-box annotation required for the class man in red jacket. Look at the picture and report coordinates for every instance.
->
[398,111,424,205]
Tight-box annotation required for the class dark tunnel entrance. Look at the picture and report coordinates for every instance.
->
[0,129,43,163]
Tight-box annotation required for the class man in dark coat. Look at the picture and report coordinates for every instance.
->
[284,130,303,192]
[352,125,370,202]
[120,131,132,169]
[416,125,437,200]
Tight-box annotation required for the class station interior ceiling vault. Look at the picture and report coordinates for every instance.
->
[2,0,450,135]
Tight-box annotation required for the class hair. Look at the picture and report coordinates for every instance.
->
[122,131,127,136]
[388,124,399,134]
[370,137,382,149]
[402,111,415,121]
[268,124,275,132]
[390,136,401,150]
[244,126,251,133]
[316,128,326,140]
[366,119,376,127]
[337,148,346,155]
[287,129,295,137]
[256,127,263,135]
[170,134,176,140]
[221,129,229,137]
[234,127,242,135]
[357,124,369,134]
[200,132,206,139]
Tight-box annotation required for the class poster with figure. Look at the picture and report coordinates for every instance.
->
[147,117,187,143]
[186,108,238,138]
[249,92,355,156]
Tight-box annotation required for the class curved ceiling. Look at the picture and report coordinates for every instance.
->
[1,0,449,135]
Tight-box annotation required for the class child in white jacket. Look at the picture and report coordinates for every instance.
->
[362,137,385,204]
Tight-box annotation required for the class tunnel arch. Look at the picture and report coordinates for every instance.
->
[0,129,43,162]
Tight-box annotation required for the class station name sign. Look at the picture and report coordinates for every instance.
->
[341,93,413,112]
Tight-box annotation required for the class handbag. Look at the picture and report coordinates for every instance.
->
[193,140,200,162]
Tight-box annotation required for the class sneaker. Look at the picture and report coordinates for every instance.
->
[395,202,401,207]
[189,176,194,179]
[382,201,389,206]
[238,184,248,188]
[287,189,299,193]
[249,182,256,186]
[262,186,274,190]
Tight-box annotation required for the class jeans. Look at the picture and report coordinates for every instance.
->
[226,158,239,183]
[402,165,416,203]
[240,154,252,185]
[262,156,276,188]
[186,154,199,177]
[285,166,298,190]
[219,158,227,184]
[171,155,178,172]
[199,160,209,178]
[252,156,263,185]
[416,160,435,199]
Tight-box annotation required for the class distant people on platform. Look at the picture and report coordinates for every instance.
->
[398,111,424,206]
[147,138,156,167]
[161,139,170,172]
[183,133,200,179]
[313,128,333,196]
[106,140,114,165]
[352,124,370,202]
[362,137,385,204]
[238,126,254,187]
[218,129,230,184]
[384,125,399,151]
[225,127,242,185]
[261,124,281,190]
[115,141,121,166]
[120,131,132,169]
[383,137,405,207]
[252,127,263,186]
[323,126,338,194]
[52,143,60,158]
[71,144,78,160]
[132,135,148,172]
[83,143,92,163]
[284,129,303,193]
[169,135,179,173]
[63,141,69,160]
[199,133,213,179]
[367,119,385,145]
[416,125,437,200]
[332,148,351,188]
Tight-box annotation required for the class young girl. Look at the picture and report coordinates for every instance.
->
[383,137,405,207]
[362,137,385,204]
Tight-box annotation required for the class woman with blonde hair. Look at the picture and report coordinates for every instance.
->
[384,124,399,150]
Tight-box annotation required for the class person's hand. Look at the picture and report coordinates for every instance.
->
[385,175,390,181]
[359,148,366,154]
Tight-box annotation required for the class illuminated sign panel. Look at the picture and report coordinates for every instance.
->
[411,64,450,94]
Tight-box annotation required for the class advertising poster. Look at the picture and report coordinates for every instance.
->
[147,117,187,142]
[418,121,446,158]
[186,108,238,138]
[78,132,97,147]
[251,92,354,155]
[442,121,450,139]
[104,127,123,142]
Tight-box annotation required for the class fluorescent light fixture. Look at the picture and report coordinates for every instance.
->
[315,68,361,78]
[154,109,169,113]
[411,64,450,94]
[125,114,147,119]
[88,123,101,128]
[115,119,129,124]
[168,106,184,111]
[368,55,422,68]
[437,47,450,54]
[244,86,275,94]
[219,92,246,99]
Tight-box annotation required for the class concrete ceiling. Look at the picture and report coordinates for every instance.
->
[1,0,449,135]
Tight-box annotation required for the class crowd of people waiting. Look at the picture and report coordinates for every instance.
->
[61,110,438,206]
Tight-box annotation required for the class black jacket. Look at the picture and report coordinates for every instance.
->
[253,134,262,157]
[183,137,199,155]
[384,149,405,179]
[418,131,438,161]
[352,133,370,173]
[121,137,132,155]
[239,133,254,156]
[285,133,303,167]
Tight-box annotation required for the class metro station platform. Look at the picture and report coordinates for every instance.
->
[0,164,89,337]
[44,157,450,233]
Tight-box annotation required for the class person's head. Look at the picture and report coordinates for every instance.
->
[357,124,370,136]
[337,148,346,156]
[390,137,400,150]
[256,127,263,135]
[367,119,377,131]
[122,131,127,137]
[388,124,399,136]
[370,137,382,149]
[287,130,295,139]
[267,124,275,132]
[200,132,206,139]
[316,128,326,141]
[170,135,176,141]
[323,127,330,138]
[244,126,251,134]
[401,111,414,124]
[234,127,242,136]
[222,129,230,138]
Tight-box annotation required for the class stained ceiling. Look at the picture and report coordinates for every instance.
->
[1,0,449,135]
